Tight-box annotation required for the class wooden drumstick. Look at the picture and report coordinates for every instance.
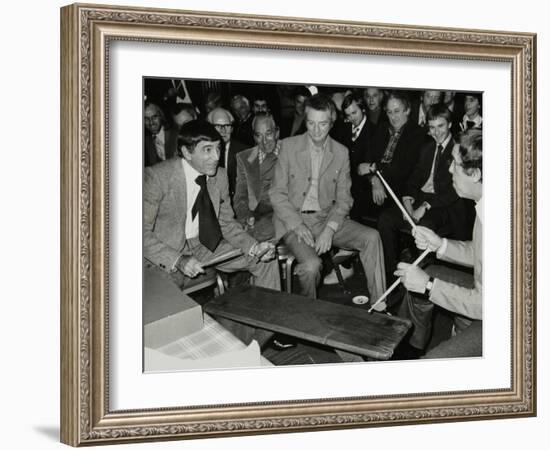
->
[375,170,417,231]
[201,249,242,268]
[368,248,431,313]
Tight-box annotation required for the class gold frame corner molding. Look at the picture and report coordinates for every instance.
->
[60,3,536,446]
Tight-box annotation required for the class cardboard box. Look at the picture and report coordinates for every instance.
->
[143,264,203,348]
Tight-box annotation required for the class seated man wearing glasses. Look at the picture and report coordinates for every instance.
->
[270,94,386,301]
[394,129,483,358]
[207,107,248,200]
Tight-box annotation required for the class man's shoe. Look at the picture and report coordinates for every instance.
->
[270,334,298,350]
[323,266,354,284]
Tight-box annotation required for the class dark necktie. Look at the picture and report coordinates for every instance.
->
[191,175,222,252]
[219,143,226,168]
[466,120,476,129]
[434,144,443,173]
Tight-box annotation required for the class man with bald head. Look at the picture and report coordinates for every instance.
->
[144,102,179,167]
[234,113,281,241]
[207,107,248,199]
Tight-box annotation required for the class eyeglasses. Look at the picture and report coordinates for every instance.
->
[214,123,233,130]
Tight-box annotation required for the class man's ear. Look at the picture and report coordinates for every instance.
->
[470,168,482,183]
[180,145,192,160]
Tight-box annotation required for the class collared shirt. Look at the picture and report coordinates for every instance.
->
[153,127,166,160]
[351,116,367,142]
[461,114,483,130]
[301,136,327,212]
[182,158,202,239]
[258,141,281,165]
[420,134,452,195]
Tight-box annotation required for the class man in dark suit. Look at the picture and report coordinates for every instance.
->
[279,86,311,139]
[357,91,425,219]
[363,87,387,133]
[341,93,372,220]
[230,95,255,147]
[144,102,179,167]
[233,113,280,241]
[206,107,248,200]
[443,91,465,136]
[378,104,468,279]
[409,90,442,131]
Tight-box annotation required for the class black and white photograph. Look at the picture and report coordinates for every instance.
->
[142,78,484,371]
[56,2,537,446]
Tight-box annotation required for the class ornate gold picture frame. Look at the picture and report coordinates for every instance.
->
[60,3,536,446]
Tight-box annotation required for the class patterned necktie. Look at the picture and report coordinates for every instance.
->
[191,175,222,252]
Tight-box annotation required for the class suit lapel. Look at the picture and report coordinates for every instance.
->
[246,148,262,205]
[207,175,221,215]
[172,160,188,232]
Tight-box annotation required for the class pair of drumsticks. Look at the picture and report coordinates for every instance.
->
[367,170,431,313]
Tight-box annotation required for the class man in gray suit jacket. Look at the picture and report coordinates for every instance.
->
[269,94,386,300]
[233,113,280,242]
[144,120,280,292]
[395,129,483,358]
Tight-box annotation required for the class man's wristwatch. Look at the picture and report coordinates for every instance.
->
[425,276,435,295]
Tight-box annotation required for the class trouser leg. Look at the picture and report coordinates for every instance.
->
[377,206,405,283]
[332,219,386,300]
[209,241,281,291]
[283,230,322,298]
[400,291,435,349]
[399,264,475,351]
[422,320,482,359]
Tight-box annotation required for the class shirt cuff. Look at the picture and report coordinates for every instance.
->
[402,196,414,204]
[248,241,259,257]
[436,238,448,258]
[326,221,339,233]
[171,253,185,272]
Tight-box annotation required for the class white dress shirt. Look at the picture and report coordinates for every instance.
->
[182,159,202,239]
[351,116,367,142]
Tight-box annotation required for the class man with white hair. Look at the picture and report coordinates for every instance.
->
[207,107,248,199]
[230,94,255,146]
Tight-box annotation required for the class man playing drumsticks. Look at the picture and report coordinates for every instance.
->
[394,129,483,358]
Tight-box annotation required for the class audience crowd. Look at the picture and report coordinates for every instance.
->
[143,79,483,359]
